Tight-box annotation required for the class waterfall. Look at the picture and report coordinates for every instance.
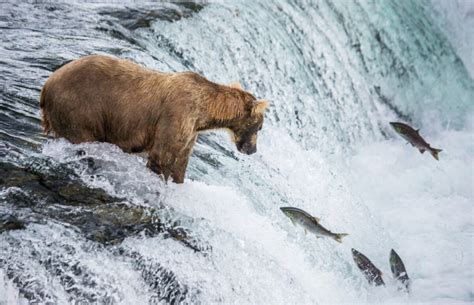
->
[1,1,472,303]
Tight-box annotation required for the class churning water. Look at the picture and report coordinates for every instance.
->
[0,1,473,304]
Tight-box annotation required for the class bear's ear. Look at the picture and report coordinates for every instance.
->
[252,99,269,115]
[228,82,243,90]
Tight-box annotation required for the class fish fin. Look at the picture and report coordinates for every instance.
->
[334,233,349,243]
[419,148,426,154]
[430,148,442,161]
[312,216,320,222]
[304,229,307,235]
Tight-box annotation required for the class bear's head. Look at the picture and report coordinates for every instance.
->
[227,82,268,155]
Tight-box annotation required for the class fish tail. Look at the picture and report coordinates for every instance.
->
[430,148,442,161]
[334,233,349,243]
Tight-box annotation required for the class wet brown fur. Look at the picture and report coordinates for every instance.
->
[40,55,267,183]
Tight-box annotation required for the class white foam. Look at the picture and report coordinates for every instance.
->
[430,0,474,78]
[2,0,473,302]
[0,269,28,305]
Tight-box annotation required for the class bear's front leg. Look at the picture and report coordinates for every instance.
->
[147,127,197,184]
[170,159,186,184]
[170,134,197,183]
[147,149,175,183]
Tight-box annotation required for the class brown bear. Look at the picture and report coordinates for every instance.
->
[40,55,268,183]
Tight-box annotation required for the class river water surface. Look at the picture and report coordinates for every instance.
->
[0,1,473,304]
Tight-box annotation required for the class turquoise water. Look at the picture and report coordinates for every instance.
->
[0,1,473,303]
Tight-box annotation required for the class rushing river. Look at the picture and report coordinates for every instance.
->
[1,1,473,304]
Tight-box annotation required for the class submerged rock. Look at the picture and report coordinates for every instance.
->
[0,159,207,303]
[98,3,205,30]
[0,160,204,251]
[0,215,26,233]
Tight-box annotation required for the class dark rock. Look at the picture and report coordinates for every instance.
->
[0,215,26,233]
[0,160,207,252]
[117,249,196,304]
[99,3,205,30]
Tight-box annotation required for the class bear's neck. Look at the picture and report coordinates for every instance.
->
[197,117,240,131]
[197,93,246,131]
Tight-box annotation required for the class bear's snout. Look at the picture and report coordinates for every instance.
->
[247,147,257,155]
[238,142,257,155]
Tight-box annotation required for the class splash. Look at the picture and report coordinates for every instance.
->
[0,0,473,304]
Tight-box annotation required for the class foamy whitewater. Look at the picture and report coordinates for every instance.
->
[0,1,473,304]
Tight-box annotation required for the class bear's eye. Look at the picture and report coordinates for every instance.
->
[258,126,262,131]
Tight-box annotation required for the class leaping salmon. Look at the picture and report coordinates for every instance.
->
[280,207,348,243]
[390,122,442,160]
